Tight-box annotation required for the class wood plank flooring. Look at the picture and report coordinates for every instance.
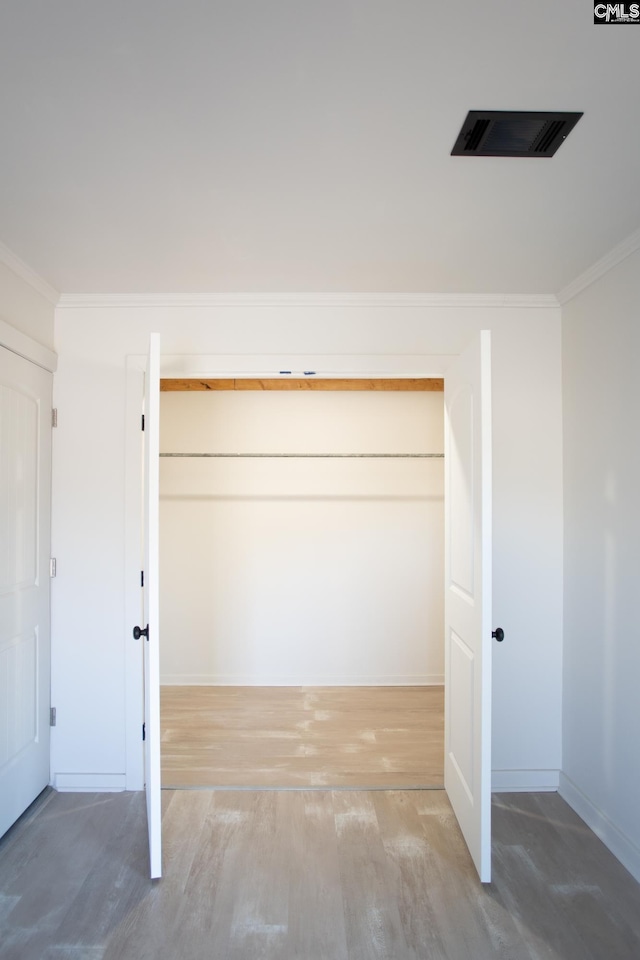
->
[1,788,640,959]
[161,685,444,788]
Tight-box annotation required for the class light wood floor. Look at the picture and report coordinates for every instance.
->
[161,685,444,788]
[2,787,640,959]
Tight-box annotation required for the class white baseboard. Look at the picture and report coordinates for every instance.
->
[52,773,127,793]
[559,772,640,884]
[160,674,444,686]
[492,768,560,792]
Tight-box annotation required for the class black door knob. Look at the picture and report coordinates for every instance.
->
[133,624,149,640]
[492,627,504,642]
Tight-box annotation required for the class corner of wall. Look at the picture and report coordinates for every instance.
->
[559,773,640,884]
[559,242,640,884]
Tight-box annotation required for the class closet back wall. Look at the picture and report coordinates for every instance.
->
[159,389,444,685]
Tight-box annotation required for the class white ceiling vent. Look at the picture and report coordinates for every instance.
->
[451,111,583,158]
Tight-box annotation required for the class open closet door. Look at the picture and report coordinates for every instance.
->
[139,333,162,878]
[444,330,493,883]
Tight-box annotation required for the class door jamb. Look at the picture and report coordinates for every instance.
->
[123,352,454,789]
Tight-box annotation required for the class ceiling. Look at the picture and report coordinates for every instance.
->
[1,1,639,297]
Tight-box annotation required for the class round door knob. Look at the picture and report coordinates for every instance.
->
[133,624,149,640]
[492,627,504,642]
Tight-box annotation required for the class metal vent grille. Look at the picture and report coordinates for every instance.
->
[451,111,582,158]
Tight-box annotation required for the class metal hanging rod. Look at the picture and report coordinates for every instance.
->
[160,452,444,459]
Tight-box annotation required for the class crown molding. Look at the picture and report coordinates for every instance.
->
[56,291,559,310]
[558,227,640,305]
[0,241,59,305]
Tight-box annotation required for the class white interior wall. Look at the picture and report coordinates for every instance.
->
[50,300,563,792]
[560,248,640,882]
[159,389,444,685]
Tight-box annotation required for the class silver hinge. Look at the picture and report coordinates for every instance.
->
[49,558,57,578]
[51,408,58,428]
[50,707,57,727]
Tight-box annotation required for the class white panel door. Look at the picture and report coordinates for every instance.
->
[0,347,52,839]
[444,330,492,883]
[138,333,162,878]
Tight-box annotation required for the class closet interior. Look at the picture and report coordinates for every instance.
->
[158,378,445,789]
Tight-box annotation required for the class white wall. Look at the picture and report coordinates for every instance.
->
[160,389,444,685]
[560,249,640,882]
[0,260,55,350]
[51,300,563,791]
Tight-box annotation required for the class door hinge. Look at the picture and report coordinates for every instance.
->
[49,558,57,578]
[142,722,146,741]
[141,413,145,431]
[50,707,57,727]
[51,408,58,428]
[141,570,144,587]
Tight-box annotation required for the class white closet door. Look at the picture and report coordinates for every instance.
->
[444,330,493,883]
[0,346,52,839]
[140,333,162,878]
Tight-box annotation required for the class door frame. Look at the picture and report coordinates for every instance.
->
[124,351,455,789]
[0,317,57,375]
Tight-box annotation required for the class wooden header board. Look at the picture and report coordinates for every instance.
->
[160,378,444,392]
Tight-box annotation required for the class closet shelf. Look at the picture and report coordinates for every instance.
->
[159,452,444,459]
